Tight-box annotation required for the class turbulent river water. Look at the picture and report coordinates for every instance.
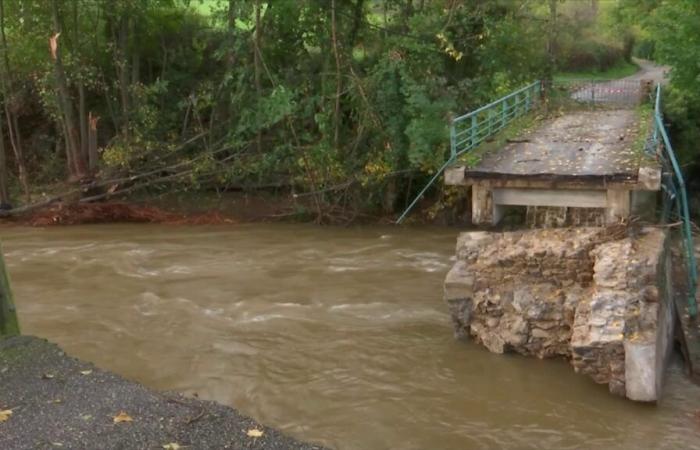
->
[4,224,700,449]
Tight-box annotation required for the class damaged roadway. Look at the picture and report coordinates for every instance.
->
[0,335,328,450]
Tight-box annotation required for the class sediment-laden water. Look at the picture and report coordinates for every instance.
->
[4,224,700,449]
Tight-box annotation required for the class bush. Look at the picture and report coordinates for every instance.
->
[634,40,655,60]
[559,40,626,72]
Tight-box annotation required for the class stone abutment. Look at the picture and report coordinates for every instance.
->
[444,227,673,401]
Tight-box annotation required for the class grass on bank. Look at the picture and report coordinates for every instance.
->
[554,60,639,82]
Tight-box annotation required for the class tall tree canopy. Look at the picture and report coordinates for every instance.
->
[0,0,635,220]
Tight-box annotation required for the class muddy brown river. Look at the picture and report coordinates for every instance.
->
[4,224,700,449]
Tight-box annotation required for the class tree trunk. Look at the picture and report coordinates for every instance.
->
[51,0,87,180]
[253,0,262,154]
[0,109,10,207]
[117,15,131,139]
[331,0,342,149]
[349,0,365,47]
[88,112,99,172]
[545,0,558,87]
[0,0,29,200]
[78,83,88,162]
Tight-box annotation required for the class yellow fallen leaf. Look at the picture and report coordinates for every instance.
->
[0,409,12,422]
[80,370,92,375]
[162,444,182,450]
[42,373,55,379]
[113,411,133,423]
[247,428,263,438]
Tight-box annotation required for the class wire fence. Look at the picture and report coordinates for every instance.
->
[544,79,651,109]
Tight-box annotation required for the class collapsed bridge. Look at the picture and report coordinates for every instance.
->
[399,77,698,402]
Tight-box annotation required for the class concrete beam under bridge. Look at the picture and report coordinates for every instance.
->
[470,185,634,225]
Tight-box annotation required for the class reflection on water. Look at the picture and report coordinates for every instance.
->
[3,224,700,450]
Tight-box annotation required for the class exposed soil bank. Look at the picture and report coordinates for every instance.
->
[0,189,402,227]
[0,335,327,450]
[8,201,237,227]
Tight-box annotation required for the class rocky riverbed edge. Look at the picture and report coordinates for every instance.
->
[0,335,328,450]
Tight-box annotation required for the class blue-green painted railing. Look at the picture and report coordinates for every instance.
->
[396,81,542,224]
[652,84,697,316]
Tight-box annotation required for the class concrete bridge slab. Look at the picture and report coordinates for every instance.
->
[446,108,660,225]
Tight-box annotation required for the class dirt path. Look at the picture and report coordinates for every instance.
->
[625,58,669,83]
[0,336,327,450]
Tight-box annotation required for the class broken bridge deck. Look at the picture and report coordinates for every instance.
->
[446,108,661,225]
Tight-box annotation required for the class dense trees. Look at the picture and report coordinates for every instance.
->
[612,0,700,172]
[0,0,634,220]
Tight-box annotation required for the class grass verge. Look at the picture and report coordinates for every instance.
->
[554,60,639,82]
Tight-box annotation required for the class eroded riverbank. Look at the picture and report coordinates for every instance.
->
[3,224,700,449]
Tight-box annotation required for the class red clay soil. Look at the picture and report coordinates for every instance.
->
[13,202,236,226]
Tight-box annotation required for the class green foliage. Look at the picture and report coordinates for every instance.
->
[554,60,638,82]
[0,0,644,217]
[612,0,700,168]
[554,1,631,73]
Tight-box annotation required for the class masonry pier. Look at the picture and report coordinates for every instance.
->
[444,227,674,401]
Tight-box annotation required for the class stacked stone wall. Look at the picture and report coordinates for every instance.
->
[445,227,667,399]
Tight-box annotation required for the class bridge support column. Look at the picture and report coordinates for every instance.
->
[471,184,494,225]
[606,189,630,224]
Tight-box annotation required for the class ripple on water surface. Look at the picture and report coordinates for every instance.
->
[4,223,700,450]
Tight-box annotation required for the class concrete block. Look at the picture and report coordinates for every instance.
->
[444,165,466,185]
[492,188,607,208]
[624,339,658,401]
[637,166,661,191]
[471,184,493,225]
[606,189,630,223]
[444,261,475,301]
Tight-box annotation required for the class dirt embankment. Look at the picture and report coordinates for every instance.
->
[10,202,236,227]
[0,192,413,227]
[0,190,313,227]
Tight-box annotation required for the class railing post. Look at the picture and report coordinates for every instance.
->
[450,118,456,160]
[502,98,507,129]
[470,115,477,149]
[653,84,661,143]
[525,89,531,112]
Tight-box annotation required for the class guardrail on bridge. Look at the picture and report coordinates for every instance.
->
[396,81,541,224]
[651,84,698,316]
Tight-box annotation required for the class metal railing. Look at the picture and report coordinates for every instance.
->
[651,84,698,316]
[396,81,542,224]
[545,79,649,109]
[450,81,541,158]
